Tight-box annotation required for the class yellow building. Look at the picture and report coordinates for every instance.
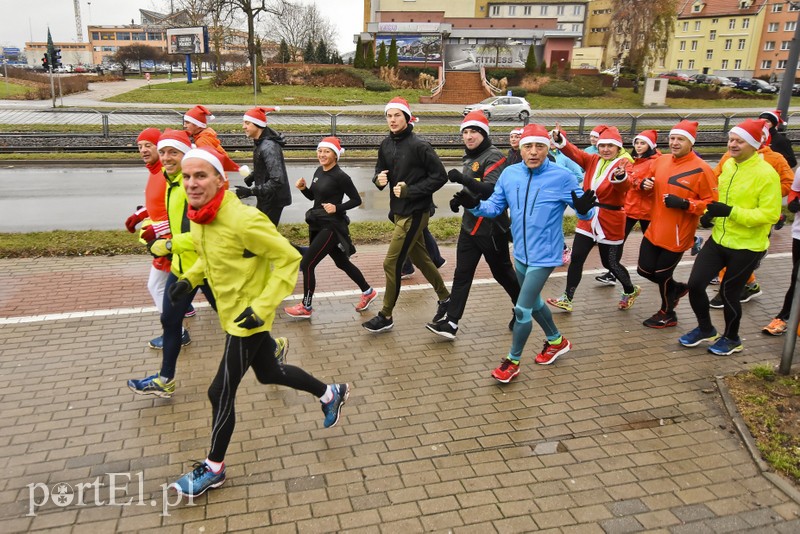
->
[583,0,614,68]
[663,0,769,77]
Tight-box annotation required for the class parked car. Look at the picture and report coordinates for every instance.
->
[793,83,800,96]
[463,96,532,120]
[687,73,713,84]
[658,71,690,82]
[736,78,778,93]
[712,76,737,87]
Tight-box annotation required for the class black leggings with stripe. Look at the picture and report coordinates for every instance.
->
[565,233,635,299]
[207,332,326,463]
[300,228,370,308]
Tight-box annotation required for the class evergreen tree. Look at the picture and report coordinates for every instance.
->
[388,37,399,68]
[354,36,364,68]
[377,42,387,67]
[364,42,375,68]
[524,44,537,73]
[315,40,329,64]
[278,39,290,64]
[303,40,315,63]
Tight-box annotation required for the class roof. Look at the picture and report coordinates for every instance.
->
[677,0,768,19]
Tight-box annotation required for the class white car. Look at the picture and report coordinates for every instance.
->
[463,96,531,120]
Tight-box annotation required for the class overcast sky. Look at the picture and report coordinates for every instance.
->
[1,0,363,53]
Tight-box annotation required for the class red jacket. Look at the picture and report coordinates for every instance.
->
[624,153,660,221]
[143,161,171,272]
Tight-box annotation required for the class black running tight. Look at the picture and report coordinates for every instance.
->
[565,233,634,299]
[300,228,370,308]
[636,237,685,313]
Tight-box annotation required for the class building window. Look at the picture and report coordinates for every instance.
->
[738,38,746,50]
[524,6,531,15]
[557,23,565,30]
[761,60,772,69]
[677,59,684,69]
[691,40,698,51]
[721,59,728,69]
[91,32,100,40]
[116,32,130,40]
[712,18,718,24]
[682,21,689,32]
[131,33,146,41]
[557,5,565,15]
[734,59,742,69]
[572,24,580,32]
[695,21,701,31]
[791,3,800,10]
[710,30,716,40]
[742,18,750,29]
[706,49,713,60]
[491,5,500,16]
[765,41,775,50]
[688,59,695,69]
[680,41,686,51]
[782,41,791,50]
[773,3,783,12]
[508,5,516,15]
[101,32,115,40]
[729,18,736,29]
[147,32,162,40]
[778,59,787,69]
[540,5,548,15]
[574,5,582,15]
[769,22,779,32]
[787,21,797,31]
[724,39,732,50]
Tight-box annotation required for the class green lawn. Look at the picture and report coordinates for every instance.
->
[0,78,32,99]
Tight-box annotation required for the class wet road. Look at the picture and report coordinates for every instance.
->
[0,165,466,232]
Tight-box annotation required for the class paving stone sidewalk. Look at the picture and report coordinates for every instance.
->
[0,229,799,533]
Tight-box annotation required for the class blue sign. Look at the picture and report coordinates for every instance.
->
[3,47,21,55]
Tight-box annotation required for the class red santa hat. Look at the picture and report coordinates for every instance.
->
[184,105,215,128]
[597,126,623,148]
[759,109,785,127]
[509,127,524,136]
[634,129,658,149]
[136,127,161,145]
[183,147,240,178]
[590,125,607,138]
[519,124,550,147]
[243,106,280,128]
[157,129,192,153]
[730,118,768,149]
[670,120,699,145]
[461,110,490,137]
[317,136,345,158]
[385,96,418,123]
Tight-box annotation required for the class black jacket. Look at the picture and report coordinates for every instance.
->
[250,126,292,214]
[373,125,447,216]
[459,141,510,236]
[769,127,796,168]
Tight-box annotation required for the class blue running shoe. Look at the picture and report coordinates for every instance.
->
[708,336,743,356]
[321,383,349,428]
[170,461,225,497]
[180,329,191,347]
[127,374,175,398]
[679,327,720,347]
[148,335,164,350]
[691,236,704,256]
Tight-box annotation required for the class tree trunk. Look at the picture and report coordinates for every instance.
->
[246,8,261,93]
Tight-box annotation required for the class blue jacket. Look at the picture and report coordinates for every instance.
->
[549,149,584,185]
[471,159,594,267]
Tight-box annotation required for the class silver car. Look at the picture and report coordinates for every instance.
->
[463,96,532,121]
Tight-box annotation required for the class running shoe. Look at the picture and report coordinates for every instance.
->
[432,297,450,324]
[127,374,176,398]
[425,319,458,340]
[762,318,787,336]
[147,329,191,350]
[671,282,689,309]
[708,336,744,356]
[362,313,393,333]
[642,310,678,329]
[535,337,571,365]
[562,245,572,265]
[401,267,415,280]
[171,462,226,497]
[435,258,447,269]
[491,358,520,383]
[274,336,289,364]
[355,289,378,312]
[691,236,704,256]
[709,276,720,285]
[709,292,724,309]
[284,302,312,319]
[740,282,762,303]
[184,305,196,318]
[595,271,616,286]
[546,293,573,312]
[678,327,720,347]
[321,383,349,428]
[618,286,641,310]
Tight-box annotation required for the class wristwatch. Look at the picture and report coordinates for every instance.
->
[165,239,172,251]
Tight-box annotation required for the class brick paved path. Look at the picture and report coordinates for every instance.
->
[1,229,799,533]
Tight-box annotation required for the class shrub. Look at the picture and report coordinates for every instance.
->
[571,75,605,96]
[401,66,437,79]
[485,68,519,82]
[507,86,527,97]
[519,74,550,93]
[364,78,392,91]
[539,76,605,97]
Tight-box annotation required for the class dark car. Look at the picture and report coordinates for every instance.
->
[688,73,713,84]
[793,83,800,96]
[736,78,778,93]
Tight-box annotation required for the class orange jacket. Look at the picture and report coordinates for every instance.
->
[714,146,793,197]
[624,153,659,221]
[143,161,171,272]
[643,152,718,252]
[192,127,228,155]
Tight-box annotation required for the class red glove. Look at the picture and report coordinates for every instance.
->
[125,206,148,233]
[140,225,156,242]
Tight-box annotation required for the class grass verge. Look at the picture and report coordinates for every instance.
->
[724,365,800,486]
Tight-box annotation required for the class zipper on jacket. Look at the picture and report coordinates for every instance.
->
[720,164,737,244]
[522,168,534,264]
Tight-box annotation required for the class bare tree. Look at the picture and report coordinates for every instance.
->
[610,0,679,93]
[264,2,338,62]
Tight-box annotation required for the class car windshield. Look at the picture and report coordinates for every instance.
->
[480,97,500,104]
[754,80,768,87]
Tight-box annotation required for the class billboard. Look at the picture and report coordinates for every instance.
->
[167,27,207,54]
[375,34,441,63]
[445,44,530,71]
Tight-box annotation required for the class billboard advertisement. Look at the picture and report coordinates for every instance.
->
[167,27,207,54]
[375,34,441,63]
[445,44,530,71]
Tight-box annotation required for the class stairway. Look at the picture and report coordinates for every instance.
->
[434,71,492,104]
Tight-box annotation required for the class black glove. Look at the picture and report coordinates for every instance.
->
[243,173,255,187]
[664,194,690,210]
[449,194,461,213]
[551,129,564,144]
[234,306,264,329]
[788,197,800,213]
[699,212,714,229]
[454,190,479,209]
[705,201,733,218]
[235,185,253,199]
[448,169,465,184]
[571,189,596,215]
[168,279,193,305]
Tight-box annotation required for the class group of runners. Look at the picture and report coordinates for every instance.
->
[120,98,792,498]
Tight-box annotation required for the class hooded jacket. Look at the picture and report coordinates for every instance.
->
[714,145,793,197]
[164,169,198,276]
[459,140,509,236]
[251,126,292,213]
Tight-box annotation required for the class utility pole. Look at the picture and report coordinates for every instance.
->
[73,0,83,41]
[776,2,800,125]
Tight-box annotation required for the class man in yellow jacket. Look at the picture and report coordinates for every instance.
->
[167,147,349,497]
[680,119,782,356]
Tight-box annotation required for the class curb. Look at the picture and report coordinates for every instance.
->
[715,375,800,506]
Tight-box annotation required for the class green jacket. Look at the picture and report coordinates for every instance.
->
[164,170,198,276]
[183,191,300,336]
[711,153,781,252]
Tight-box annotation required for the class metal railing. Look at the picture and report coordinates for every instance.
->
[479,65,502,96]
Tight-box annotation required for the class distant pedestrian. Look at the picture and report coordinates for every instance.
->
[505,127,524,167]
[759,109,796,168]
[183,105,230,157]
[584,125,605,155]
